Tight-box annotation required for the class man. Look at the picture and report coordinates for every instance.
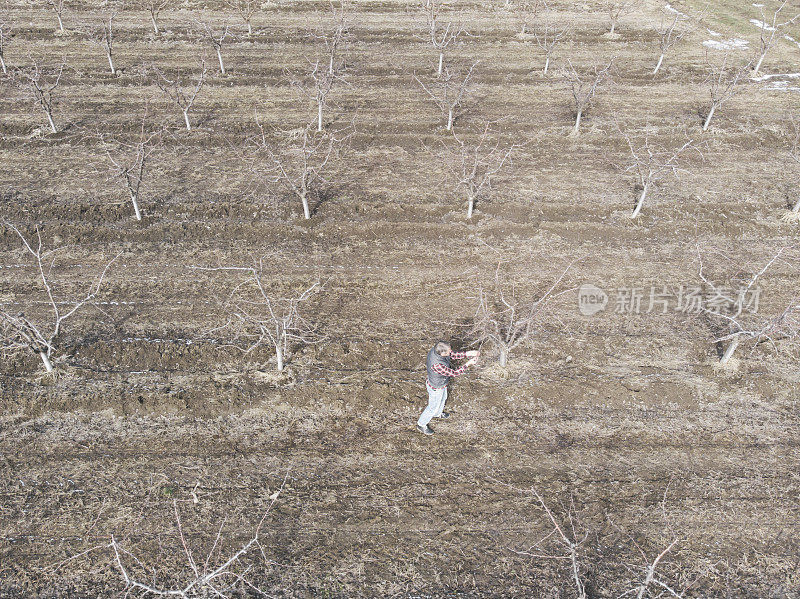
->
[416,341,480,435]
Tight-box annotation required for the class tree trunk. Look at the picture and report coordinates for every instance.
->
[609,20,616,35]
[720,335,740,365]
[183,109,192,131]
[653,53,664,75]
[792,197,800,213]
[151,14,159,34]
[107,51,115,75]
[752,52,765,76]
[499,347,508,367]
[572,109,582,135]
[467,196,474,219]
[40,350,54,373]
[702,104,716,131]
[447,108,453,131]
[275,344,284,372]
[300,191,311,219]
[1,55,7,74]
[247,22,253,36]
[438,52,443,76]
[329,53,334,75]
[131,193,142,221]
[544,55,550,74]
[216,47,225,74]
[317,101,323,132]
[56,13,64,32]
[630,183,648,218]
[46,110,57,133]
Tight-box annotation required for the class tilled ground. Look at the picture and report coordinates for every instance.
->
[1,0,800,596]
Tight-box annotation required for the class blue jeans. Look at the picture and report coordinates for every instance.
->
[418,380,447,427]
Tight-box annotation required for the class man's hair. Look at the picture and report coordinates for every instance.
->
[434,341,451,356]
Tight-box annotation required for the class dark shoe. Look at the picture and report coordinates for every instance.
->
[437,412,451,420]
[416,424,434,435]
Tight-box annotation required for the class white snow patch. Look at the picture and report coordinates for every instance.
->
[702,38,749,50]
[751,72,800,82]
[763,81,800,92]
[665,3,689,18]
[750,18,776,31]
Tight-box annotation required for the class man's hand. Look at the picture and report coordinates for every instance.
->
[466,350,481,358]
[466,356,479,367]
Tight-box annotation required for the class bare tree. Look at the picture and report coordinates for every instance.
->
[563,58,614,136]
[100,115,163,221]
[152,57,207,131]
[24,60,65,134]
[0,222,118,373]
[470,259,578,366]
[45,0,66,33]
[423,0,465,76]
[88,10,117,75]
[514,0,548,37]
[291,59,338,133]
[197,21,230,75]
[698,246,799,364]
[442,123,515,219]
[509,487,589,598]
[702,53,752,132]
[606,0,641,35]
[137,0,171,35]
[414,61,478,131]
[110,473,288,595]
[258,123,341,219]
[227,0,259,36]
[752,1,800,76]
[313,0,350,76]
[533,22,569,74]
[652,10,693,76]
[207,263,322,372]
[0,21,12,74]
[621,128,700,218]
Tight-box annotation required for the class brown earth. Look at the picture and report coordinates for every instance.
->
[1,0,800,597]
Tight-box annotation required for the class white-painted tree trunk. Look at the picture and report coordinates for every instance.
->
[653,54,664,75]
[46,111,57,133]
[131,194,142,221]
[702,105,716,131]
[498,347,508,367]
[328,53,334,75]
[572,109,582,135]
[792,197,800,213]
[40,350,54,373]
[467,196,474,219]
[301,192,311,219]
[544,55,550,74]
[151,14,159,34]
[630,183,648,218]
[275,344,284,372]
[183,109,191,131]
[317,102,323,132]
[609,21,616,35]
[107,52,115,75]
[216,47,225,74]
[247,22,253,36]
[438,52,443,76]
[447,108,453,131]
[720,335,740,365]
[752,52,765,76]
[1,55,7,74]
[56,14,64,32]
